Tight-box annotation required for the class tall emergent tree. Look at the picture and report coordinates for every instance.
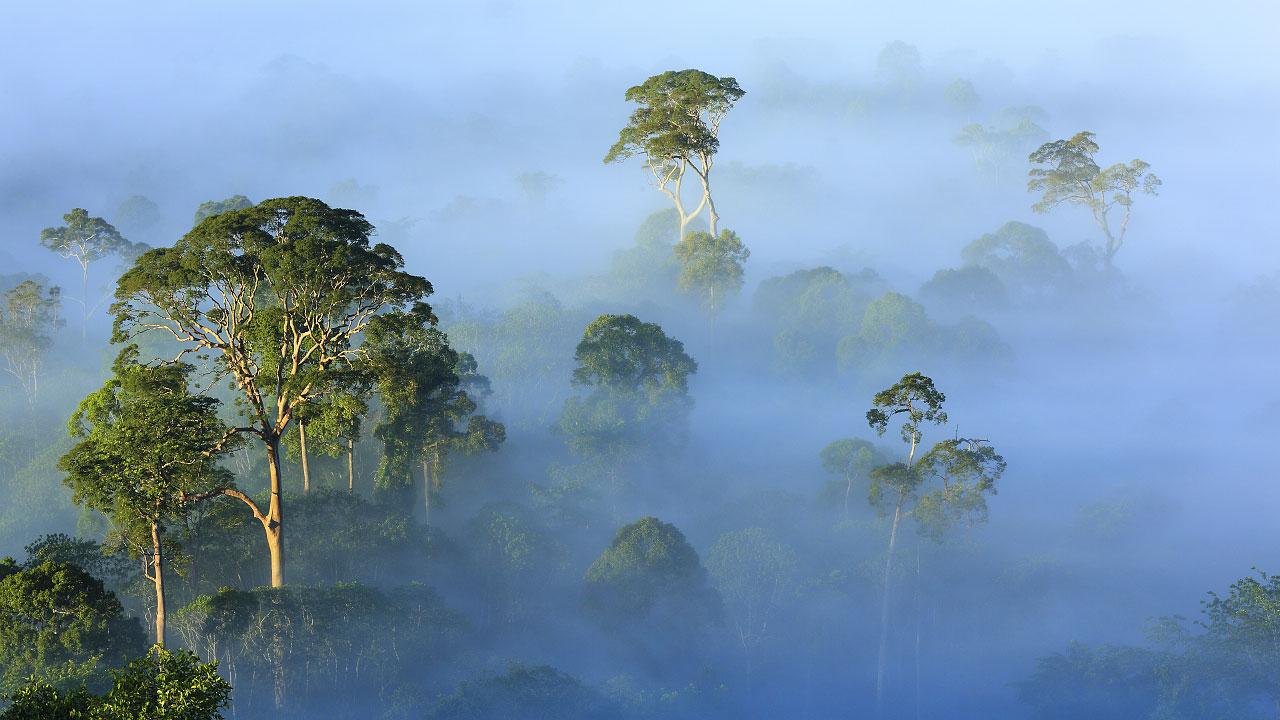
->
[862,372,1005,716]
[40,208,140,337]
[111,196,433,587]
[368,315,504,520]
[0,280,62,405]
[1028,131,1161,270]
[604,69,745,240]
[673,228,750,317]
[60,347,235,646]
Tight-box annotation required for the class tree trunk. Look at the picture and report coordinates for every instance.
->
[914,545,921,720]
[843,473,854,519]
[264,437,285,588]
[299,420,310,494]
[422,458,432,525]
[80,262,89,341]
[151,521,166,647]
[875,500,905,719]
[706,191,719,237]
[347,438,355,493]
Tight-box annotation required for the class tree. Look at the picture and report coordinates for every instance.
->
[514,171,563,207]
[961,221,1072,297]
[1,646,232,720]
[583,517,721,677]
[112,196,433,587]
[673,229,750,317]
[0,280,62,405]
[556,316,696,507]
[60,347,236,646]
[943,79,979,115]
[754,267,882,377]
[604,69,745,239]
[114,195,163,243]
[39,209,138,338]
[603,209,682,304]
[918,266,1007,315]
[430,665,611,720]
[1028,131,1161,270]
[368,316,504,521]
[876,41,923,104]
[819,438,885,518]
[705,528,799,684]
[953,108,1047,186]
[863,372,1005,716]
[0,559,144,692]
[1201,569,1280,709]
[191,195,253,227]
[282,377,366,495]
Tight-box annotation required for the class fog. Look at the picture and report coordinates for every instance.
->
[1,2,1278,719]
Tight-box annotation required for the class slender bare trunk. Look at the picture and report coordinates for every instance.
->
[843,473,854,519]
[876,499,904,720]
[298,420,310,494]
[151,521,166,647]
[347,438,355,493]
[914,546,921,720]
[422,459,432,525]
[265,437,285,588]
[80,262,89,341]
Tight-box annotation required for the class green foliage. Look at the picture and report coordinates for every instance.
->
[461,504,567,625]
[175,582,465,715]
[837,293,931,375]
[0,560,144,692]
[21,535,133,591]
[1,647,230,720]
[60,346,235,553]
[961,221,1071,296]
[876,41,922,98]
[366,313,503,494]
[954,108,1048,185]
[190,195,253,227]
[583,517,720,628]
[557,316,696,498]
[918,265,1007,314]
[1017,642,1165,720]
[819,438,889,512]
[570,314,697,397]
[514,171,563,206]
[39,209,135,276]
[864,373,1005,539]
[1028,131,1161,266]
[673,229,750,315]
[705,528,800,651]
[93,646,231,720]
[943,79,979,114]
[0,280,62,404]
[113,196,163,242]
[0,680,95,719]
[1202,570,1280,702]
[754,267,881,377]
[601,210,682,303]
[430,665,611,720]
[604,70,744,166]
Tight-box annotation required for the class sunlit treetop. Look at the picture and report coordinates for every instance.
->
[603,69,744,167]
[866,371,948,446]
[39,208,136,272]
[571,314,697,397]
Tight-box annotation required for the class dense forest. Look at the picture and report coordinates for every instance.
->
[1,3,1277,719]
